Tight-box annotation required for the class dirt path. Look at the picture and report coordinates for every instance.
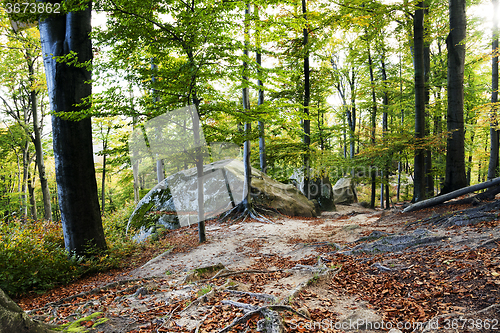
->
[129,204,386,279]
[23,202,500,333]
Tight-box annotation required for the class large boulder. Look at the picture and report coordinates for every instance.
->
[128,159,318,240]
[332,177,358,204]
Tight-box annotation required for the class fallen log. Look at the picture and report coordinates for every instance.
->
[402,177,500,213]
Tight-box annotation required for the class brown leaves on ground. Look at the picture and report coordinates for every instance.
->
[14,202,500,333]
[323,246,500,328]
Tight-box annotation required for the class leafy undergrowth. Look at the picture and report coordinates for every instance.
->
[4,204,176,297]
[13,219,223,308]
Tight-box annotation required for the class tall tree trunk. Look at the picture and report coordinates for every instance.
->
[413,1,426,202]
[28,170,37,220]
[488,0,499,180]
[302,0,310,199]
[100,124,111,213]
[39,1,107,256]
[256,5,266,174]
[132,115,140,204]
[101,152,107,213]
[21,142,29,217]
[151,60,164,184]
[381,56,390,209]
[348,66,356,160]
[242,3,252,210]
[397,55,404,202]
[29,61,52,221]
[423,12,434,197]
[368,46,377,209]
[192,99,206,243]
[442,0,467,194]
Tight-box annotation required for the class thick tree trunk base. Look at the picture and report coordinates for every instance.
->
[0,289,56,333]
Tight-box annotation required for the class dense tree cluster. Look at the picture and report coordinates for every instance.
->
[0,0,497,252]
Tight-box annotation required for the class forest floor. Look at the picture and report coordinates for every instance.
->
[16,200,500,333]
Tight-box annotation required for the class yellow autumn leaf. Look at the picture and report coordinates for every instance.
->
[492,271,500,277]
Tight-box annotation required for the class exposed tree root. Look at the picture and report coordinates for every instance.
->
[281,266,341,305]
[474,237,500,249]
[222,290,278,303]
[405,200,500,229]
[217,203,279,224]
[181,279,233,314]
[27,276,162,315]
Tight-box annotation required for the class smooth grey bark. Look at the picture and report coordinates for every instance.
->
[397,56,404,202]
[332,54,356,160]
[413,1,426,203]
[27,170,37,220]
[442,0,467,194]
[302,0,310,199]
[381,55,390,209]
[21,140,29,216]
[101,147,106,213]
[132,117,140,204]
[39,1,107,255]
[100,125,111,213]
[192,99,206,243]
[151,61,164,184]
[423,7,434,197]
[488,0,499,181]
[29,60,52,221]
[367,46,377,209]
[256,6,266,174]
[242,2,252,210]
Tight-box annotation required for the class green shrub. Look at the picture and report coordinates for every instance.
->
[0,219,79,295]
[0,204,139,296]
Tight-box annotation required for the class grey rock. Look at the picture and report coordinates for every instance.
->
[128,160,318,242]
[332,177,358,204]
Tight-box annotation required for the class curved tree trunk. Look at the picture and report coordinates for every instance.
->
[39,1,107,256]
[0,289,55,333]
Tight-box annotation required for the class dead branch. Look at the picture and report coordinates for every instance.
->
[403,176,500,213]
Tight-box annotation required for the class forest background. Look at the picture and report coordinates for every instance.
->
[0,0,497,296]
